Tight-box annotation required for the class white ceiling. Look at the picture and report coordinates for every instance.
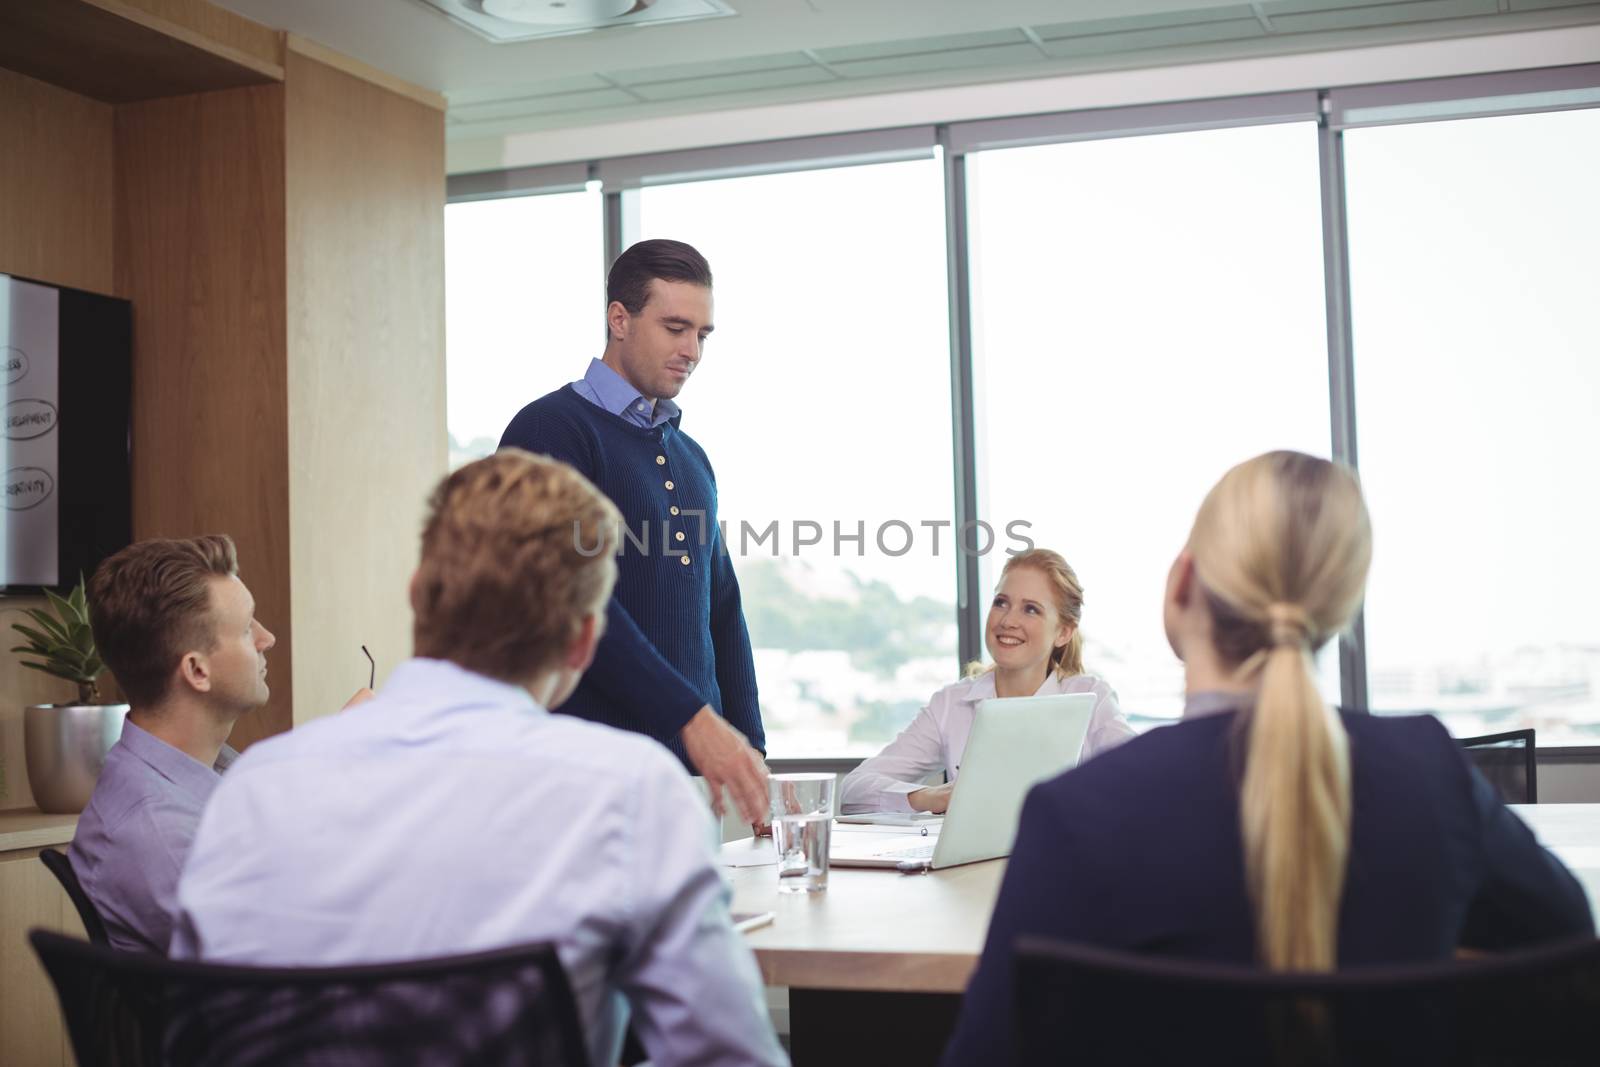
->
[213,0,1600,142]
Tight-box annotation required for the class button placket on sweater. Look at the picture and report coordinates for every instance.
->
[655,429,691,568]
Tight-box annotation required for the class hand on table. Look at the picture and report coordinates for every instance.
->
[681,705,769,826]
[907,782,954,814]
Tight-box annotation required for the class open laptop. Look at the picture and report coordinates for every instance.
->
[830,692,1096,870]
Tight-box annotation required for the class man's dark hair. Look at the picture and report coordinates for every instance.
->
[606,239,712,315]
[88,535,239,707]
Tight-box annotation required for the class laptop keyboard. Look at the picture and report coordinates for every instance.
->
[882,842,936,860]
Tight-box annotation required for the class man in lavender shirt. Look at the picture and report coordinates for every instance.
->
[172,451,786,1067]
[68,535,279,954]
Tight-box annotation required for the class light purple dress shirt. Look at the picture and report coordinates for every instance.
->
[171,658,786,1067]
[839,670,1137,814]
[572,357,680,428]
[68,719,233,954]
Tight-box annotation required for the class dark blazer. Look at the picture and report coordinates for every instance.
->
[942,708,1594,1066]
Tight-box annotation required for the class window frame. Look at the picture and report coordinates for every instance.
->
[444,62,1600,748]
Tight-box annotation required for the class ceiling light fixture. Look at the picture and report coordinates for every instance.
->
[481,0,642,26]
[416,0,734,43]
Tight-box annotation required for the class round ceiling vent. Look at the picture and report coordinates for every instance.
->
[480,0,651,25]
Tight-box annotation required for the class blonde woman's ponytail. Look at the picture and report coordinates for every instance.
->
[1238,604,1351,971]
[1189,452,1371,972]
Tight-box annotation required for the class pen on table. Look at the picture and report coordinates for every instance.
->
[362,644,375,690]
[733,911,776,934]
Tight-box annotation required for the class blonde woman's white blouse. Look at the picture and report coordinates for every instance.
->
[839,671,1136,814]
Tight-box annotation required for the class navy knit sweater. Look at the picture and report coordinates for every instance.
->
[499,384,764,766]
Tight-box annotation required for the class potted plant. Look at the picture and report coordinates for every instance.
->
[12,578,128,814]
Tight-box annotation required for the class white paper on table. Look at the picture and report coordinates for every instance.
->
[1551,845,1600,871]
[716,837,777,868]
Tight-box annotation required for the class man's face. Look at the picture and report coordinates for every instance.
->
[611,279,714,403]
[200,575,276,714]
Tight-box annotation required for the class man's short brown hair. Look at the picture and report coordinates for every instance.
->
[88,535,239,708]
[607,238,712,315]
[413,450,620,682]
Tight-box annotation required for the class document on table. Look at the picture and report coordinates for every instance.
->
[717,837,777,867]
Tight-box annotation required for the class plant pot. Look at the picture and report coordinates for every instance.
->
[23,703,131,814]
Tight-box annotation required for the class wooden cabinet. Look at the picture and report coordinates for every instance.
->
[0,812,84,1067]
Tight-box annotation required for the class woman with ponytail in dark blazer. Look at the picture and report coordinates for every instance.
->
[942,451,1593,1067]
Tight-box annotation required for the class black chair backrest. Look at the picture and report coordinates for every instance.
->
[39,848,112,947]
[1459,728,1537,804]
[1016,935,1600,1067]
[29,929,592,1067]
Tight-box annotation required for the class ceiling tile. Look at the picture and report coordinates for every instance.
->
[831,42,1046,80]
[1037,19,1266,59]
[815,28,1030,65]
[629,65,838,102]
[1264,0,1500,34]
[448,87,639,120]
[609,51,819,87]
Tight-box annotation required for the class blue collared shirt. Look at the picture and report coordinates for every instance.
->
[572,358,680,428]
[69,718,225,954]
[171,658,786,1067]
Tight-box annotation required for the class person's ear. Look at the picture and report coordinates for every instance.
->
[178,650,213,695]
[565,613,601,675]
[607,301,630,343]
[1054,622,1075,650]
[1166,550,1197,612]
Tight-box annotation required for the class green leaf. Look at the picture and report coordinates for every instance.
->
[68,579,87,616]
[18,661,86,684]
[20,609,69,644]
[11,624,59,652]
[43,588,75,624]
[70,623,94,655]
[52,647,88,670]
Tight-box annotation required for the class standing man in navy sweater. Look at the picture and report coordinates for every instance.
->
[500,239,769,825]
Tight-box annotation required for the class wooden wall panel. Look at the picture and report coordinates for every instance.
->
[115,0,284,71]
[0,850,81,1066]
[0,67,115,295]
[0,0,280,106]
[0,68,116,809]
[284,51,446,723]
[115,84,293,749]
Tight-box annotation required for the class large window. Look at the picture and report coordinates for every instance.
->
[444,70,1600,752]
[445,188,602,467]
[637,160,958,756]
[1346,108,1600,743]
[967,123,1338,726]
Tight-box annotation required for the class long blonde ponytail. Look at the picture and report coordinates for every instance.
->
[1188,452,1372,971]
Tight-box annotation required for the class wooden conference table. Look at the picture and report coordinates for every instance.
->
[726,804,1600,1066]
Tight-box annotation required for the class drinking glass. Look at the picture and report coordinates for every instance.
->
[769,772,835,893]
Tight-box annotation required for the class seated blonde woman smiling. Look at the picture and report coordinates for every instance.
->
[840,549,1134,815]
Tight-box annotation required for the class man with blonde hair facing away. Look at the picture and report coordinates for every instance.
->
[171,450,787,1067]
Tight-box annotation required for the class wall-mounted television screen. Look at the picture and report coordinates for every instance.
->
[1,273,132,594]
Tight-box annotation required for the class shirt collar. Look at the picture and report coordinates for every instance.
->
[961,671,1063,705]
[581,358,680,428]
[379,657,544,717]
[1183,690,1255,721]
[116,718,223,802]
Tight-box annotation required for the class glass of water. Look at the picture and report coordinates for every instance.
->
[770,772,836,894]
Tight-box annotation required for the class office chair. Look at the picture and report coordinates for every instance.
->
[1458,728,1537,804]
[39,847,112,946]
[1014,934,1600,1067]
[29,929,592,1067]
